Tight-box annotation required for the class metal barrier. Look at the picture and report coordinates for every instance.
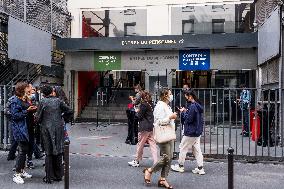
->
[172,88,284,162]
[1,86,284,162]
[0,85,11,149]
[96,90,107,106]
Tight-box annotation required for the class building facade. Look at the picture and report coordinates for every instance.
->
[60,0,258,117]
[0,0,71,87]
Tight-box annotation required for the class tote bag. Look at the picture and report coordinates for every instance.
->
[153,103,176,143]
[153,124,176,144]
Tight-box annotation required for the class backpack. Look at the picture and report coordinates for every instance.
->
[4,98,12,120]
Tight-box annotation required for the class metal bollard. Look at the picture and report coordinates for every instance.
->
[227,147,234,189]
[97,111,99,127]
[64,140,70,189]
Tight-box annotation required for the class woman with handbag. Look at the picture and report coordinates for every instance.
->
[143,88,177,189]
[128,91,158,167]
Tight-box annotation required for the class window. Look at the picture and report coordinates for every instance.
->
[85,18,91,25]
[182,20,194,34]
[124,9,136,15]
[212,19,225,34]
[182,6,194,12]
[212,5,224,12]
[124,22,136,36]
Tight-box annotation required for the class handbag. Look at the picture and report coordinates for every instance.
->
[153,123,176,144]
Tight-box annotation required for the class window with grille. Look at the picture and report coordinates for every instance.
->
[124,22,136,36]
[212,5,224,12]
[212,19,225,33]
[182,19,194,34]
[182,6,194,12]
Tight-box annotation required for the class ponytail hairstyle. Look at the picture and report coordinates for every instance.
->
[159,88,170,102]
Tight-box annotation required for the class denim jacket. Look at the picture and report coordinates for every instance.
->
[9,96,29,142]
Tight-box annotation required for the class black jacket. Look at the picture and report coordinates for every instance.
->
[35,96,73,155]
[137,102,154,132]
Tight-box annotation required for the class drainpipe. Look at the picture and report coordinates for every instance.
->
[280,5,284,149]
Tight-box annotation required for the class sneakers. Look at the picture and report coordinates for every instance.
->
[13,173,24,184]
[27,161,35,169]
[171,164,185,173]
[128,160,140,167]
[192,167,206,175]
[21,171,32,178]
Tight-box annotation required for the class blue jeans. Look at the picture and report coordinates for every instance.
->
[242,109,249,133]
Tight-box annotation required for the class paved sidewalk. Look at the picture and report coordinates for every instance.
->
[0,123,283,189]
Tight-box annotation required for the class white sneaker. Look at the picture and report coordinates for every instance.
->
[192,168,205,175]
[21,171,32,178]
[13,174,24,184]
[171,164,185,173]
[128,160,139,167]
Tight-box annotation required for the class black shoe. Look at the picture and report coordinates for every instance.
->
[53,178,63,182]
[35,153,44,159]
[27,161,35,169]
[144,144,150,147]
[7,154,16,161]
[125,140,131,144]
[241,131,249,137]
[43,177,53,184]
[130,141,137,145]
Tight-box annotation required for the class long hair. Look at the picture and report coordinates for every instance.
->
[184,90,201,104]
[141,91,152,103]
[53,86,69,105]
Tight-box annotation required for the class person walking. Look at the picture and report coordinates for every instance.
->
[171,90,205,175]
[143,88,177,189]
[128,91,158,167]
[35,85,73,184]
[10,82,36,184]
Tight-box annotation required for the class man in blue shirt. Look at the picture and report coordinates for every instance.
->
[238,84,251,137]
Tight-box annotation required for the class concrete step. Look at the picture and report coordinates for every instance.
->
[75,117,128,123]
[80,113,128,120]
[81,112,127,117]
[88,101,129,107]
[84,106,127,111]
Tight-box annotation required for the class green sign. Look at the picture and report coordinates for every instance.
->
[94,52,121,71]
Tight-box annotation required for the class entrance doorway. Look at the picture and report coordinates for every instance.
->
[175,71,211,88]
[99,71,145,89]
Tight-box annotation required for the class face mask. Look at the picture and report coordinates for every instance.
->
[30,94,36,100]
[168,95,173,102]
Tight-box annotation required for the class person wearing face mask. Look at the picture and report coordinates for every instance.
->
[23,84,44,169]
[143,88,177,189]
[9,82,37,184]
[171,90,205,175]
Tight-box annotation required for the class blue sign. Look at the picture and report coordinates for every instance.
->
[179,50,210,70]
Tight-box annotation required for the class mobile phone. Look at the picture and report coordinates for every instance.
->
[174,106,180,113]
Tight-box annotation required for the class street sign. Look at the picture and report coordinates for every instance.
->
[94,52,121,71]
[179,49,210,70]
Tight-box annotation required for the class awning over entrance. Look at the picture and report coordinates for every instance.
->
[57,33,257,52]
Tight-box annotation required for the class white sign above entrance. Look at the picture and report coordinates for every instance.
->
[121,51,179,71]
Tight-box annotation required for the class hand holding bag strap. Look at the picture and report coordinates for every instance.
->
[153,102,176,143]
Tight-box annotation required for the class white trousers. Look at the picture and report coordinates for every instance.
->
[178,136,204,167]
